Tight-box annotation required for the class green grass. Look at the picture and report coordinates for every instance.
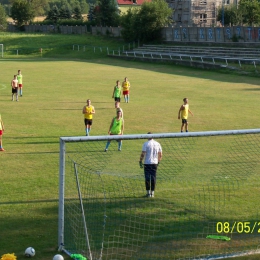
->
[0,32,260,260]
[0,32,130,59]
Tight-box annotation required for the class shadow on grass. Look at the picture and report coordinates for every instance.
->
[0,189,259,260]
[0,198,58,205]
[243,88,260,91]
[2,56,260,87]
[5,151,58,154]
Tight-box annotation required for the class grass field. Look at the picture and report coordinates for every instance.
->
[0,33,260,260]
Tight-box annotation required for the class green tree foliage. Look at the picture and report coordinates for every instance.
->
[239,0,260,25]
[59,4,72,19]
[0,3,7,31]
[45,4,72,22]
[218,0,260,26]
[95,0,120,26]
[10,0,35,26]
[120,8,139,42]
[217,5,240,26]
[2,4,11,16]
[9,0,49,16]
[80,1,89,14]
[47,0,87,12]
[72,5,83,20]
[121,0,173,43]
[45,4,59,23]
[87,3,95,22]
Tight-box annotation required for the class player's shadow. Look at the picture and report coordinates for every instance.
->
[39,108,80,110]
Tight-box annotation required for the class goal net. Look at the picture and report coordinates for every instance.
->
[58,129,260,260]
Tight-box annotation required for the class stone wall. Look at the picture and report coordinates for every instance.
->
[7,24,260,43]
[7,24,89,34]
[161,26,260,43]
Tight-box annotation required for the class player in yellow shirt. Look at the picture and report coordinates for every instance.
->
[17,69,23,97]
[82,99,95,136]
[122,77,130,103]
[178,98,193,132]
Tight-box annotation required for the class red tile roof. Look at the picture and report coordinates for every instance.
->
[117,0,151,5]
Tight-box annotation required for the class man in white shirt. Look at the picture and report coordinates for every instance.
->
[139,132,162,198]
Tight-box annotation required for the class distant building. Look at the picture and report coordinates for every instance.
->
[117,0,152,6]
[166,0,239,27]
[116,0,152,14]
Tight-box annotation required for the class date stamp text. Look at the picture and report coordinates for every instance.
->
[216,222,260,234]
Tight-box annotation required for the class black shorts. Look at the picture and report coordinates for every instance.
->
[182,119,188,124]
[114,97,120,102]
[12,87,18,94]
[84,119,93,126]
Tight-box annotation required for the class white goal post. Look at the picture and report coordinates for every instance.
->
[59,129,260,260]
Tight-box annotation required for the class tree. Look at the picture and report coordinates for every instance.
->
[59,4,72,19]
[72,5,83,20]
[121,0,173,43]
[0,3,7,31]
[239,0,260,26]
[9,0,49,17]
[45,4,60,23]
[10,0,35,27]
[120,8,139,42]
[80,1,89,14]
[87,3,95,22]
[96,0,120,26]
[217,5,240,26]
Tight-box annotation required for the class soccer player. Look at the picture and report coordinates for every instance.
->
[82,99,95,136]
[112,80,122,103]
[0,114,5,151]
[122,77,130,103]
[17,69,23,96]
[11,74,19,101]
[178,98,193,132]
[115,101,123,118]
[139,132,162,198]
[104,110,124,152]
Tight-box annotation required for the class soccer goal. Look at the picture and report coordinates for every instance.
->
[58,129,260,260]
[0,44,3,58]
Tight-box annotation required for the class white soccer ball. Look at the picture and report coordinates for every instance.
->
[53,254,64,260]
[24,247,35,257]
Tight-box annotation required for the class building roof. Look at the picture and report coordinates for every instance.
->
[117,0,151,5]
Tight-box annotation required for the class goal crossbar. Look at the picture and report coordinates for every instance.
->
[60,128,260,142]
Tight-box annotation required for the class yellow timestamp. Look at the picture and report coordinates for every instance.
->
[216,222,260,234]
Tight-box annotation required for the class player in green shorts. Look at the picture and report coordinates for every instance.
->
[104,110,124,151]
[112,80,122,103]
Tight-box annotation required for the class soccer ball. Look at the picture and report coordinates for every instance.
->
[53,254,64,260]
[24,247,35,257]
